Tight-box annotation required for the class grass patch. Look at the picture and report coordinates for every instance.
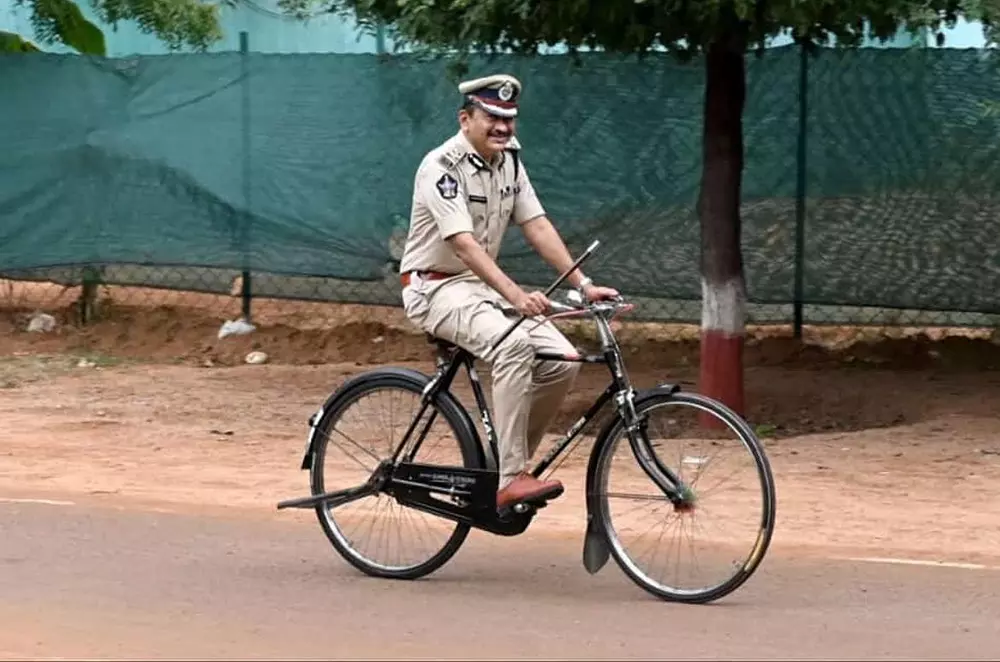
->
[755,422,779,438]
[0,351,141,388]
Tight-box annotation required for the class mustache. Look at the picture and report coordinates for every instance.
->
[488,130,511,138]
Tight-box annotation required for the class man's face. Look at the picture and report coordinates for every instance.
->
[459,106,516,158]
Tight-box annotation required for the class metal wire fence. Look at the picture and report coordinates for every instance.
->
[3,263,999,337]
[4,44,1000,338]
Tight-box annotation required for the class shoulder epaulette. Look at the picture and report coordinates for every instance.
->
[436,143,468,171]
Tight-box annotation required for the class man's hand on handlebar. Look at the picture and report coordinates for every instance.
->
[510,282,622,318]
[513,289,551,317]
[581,283,620,303]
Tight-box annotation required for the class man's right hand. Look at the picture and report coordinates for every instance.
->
[445,233,551,317]
[513,289,550,317]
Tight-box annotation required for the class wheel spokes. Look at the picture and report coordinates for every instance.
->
[315,385,469,573]
[600,396,772,600]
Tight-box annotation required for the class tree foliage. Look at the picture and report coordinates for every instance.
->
[3,0,225,55]
[281,0,999,58]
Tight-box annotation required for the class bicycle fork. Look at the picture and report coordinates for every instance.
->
[617,387,694,509]
[600,321,692,510]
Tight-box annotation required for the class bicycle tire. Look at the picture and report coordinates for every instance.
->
[310,368,485,580]
[587,389,776,603]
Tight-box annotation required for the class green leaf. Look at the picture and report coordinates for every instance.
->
[57,0,106,54]
[91,0,224,51]
[20,0,224,53]
[0,30,42,52]
[25,0,106,55]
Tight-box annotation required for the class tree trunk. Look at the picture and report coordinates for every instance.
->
[697,36,747,420]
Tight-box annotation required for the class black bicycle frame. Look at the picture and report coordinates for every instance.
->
[395,345,619,475]
[387,321,687,506]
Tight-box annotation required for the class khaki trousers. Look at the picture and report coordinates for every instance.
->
[402,274,581,489]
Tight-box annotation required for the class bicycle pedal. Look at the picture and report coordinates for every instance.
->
[512,500,547,514]
[496,502,536,518]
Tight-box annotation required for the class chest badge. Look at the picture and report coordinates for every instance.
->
[500,184,521,200]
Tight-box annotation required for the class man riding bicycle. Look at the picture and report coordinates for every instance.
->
[398,73,619,510]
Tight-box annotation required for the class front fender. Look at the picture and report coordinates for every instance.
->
[580,383,681,574]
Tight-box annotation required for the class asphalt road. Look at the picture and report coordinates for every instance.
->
[2,497,999,660]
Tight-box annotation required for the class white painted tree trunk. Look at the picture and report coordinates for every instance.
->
[699,276,748,419]
[701,277,747,338]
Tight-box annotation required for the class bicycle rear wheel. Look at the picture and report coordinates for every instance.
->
[590,390,776,603]
[309,369,484,580]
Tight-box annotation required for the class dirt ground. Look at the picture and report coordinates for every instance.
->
[1,282,1000,566]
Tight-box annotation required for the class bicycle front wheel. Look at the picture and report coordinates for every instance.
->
[310,369,483,580]
[590,390,776,603]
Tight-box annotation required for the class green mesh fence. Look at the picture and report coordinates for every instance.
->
[2,44,1000,328]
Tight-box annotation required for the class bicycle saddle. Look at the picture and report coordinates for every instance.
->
[425,333,458,354]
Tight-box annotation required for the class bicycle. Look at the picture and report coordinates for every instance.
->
[277,240,776,604]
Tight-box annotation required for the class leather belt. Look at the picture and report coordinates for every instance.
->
[400,270,456,288]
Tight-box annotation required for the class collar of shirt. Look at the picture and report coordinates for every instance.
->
[452,131,507,174]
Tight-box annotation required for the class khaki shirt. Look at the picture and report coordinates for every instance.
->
[399,131,545,276]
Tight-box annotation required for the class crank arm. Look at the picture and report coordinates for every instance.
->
[276,483,377,510]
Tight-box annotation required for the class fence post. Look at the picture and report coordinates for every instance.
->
[239,30,253,321]
[792,41,808,338]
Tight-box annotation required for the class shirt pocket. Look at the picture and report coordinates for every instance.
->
[499,195,515,225]
[467,194,489,242]
[498,175,517,224]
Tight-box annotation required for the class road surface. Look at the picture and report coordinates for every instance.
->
[2,496,998,660]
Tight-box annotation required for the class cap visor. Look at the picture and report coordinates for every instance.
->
[471,98,518,118]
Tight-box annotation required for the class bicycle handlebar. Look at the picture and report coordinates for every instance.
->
[496,295,630,318]
[487,239,602,353]
[547,296,626,313]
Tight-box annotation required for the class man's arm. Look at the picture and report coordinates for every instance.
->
[511,158,617,300]
[520,216,619,301]
[447,233,549,316]
[519,215,589,287]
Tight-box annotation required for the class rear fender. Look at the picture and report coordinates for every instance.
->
[299,367,484,470]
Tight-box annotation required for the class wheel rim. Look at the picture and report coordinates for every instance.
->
[597,397,773,599]
[315,385,468,573]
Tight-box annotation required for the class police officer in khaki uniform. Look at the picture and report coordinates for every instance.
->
[399,73,619,510]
